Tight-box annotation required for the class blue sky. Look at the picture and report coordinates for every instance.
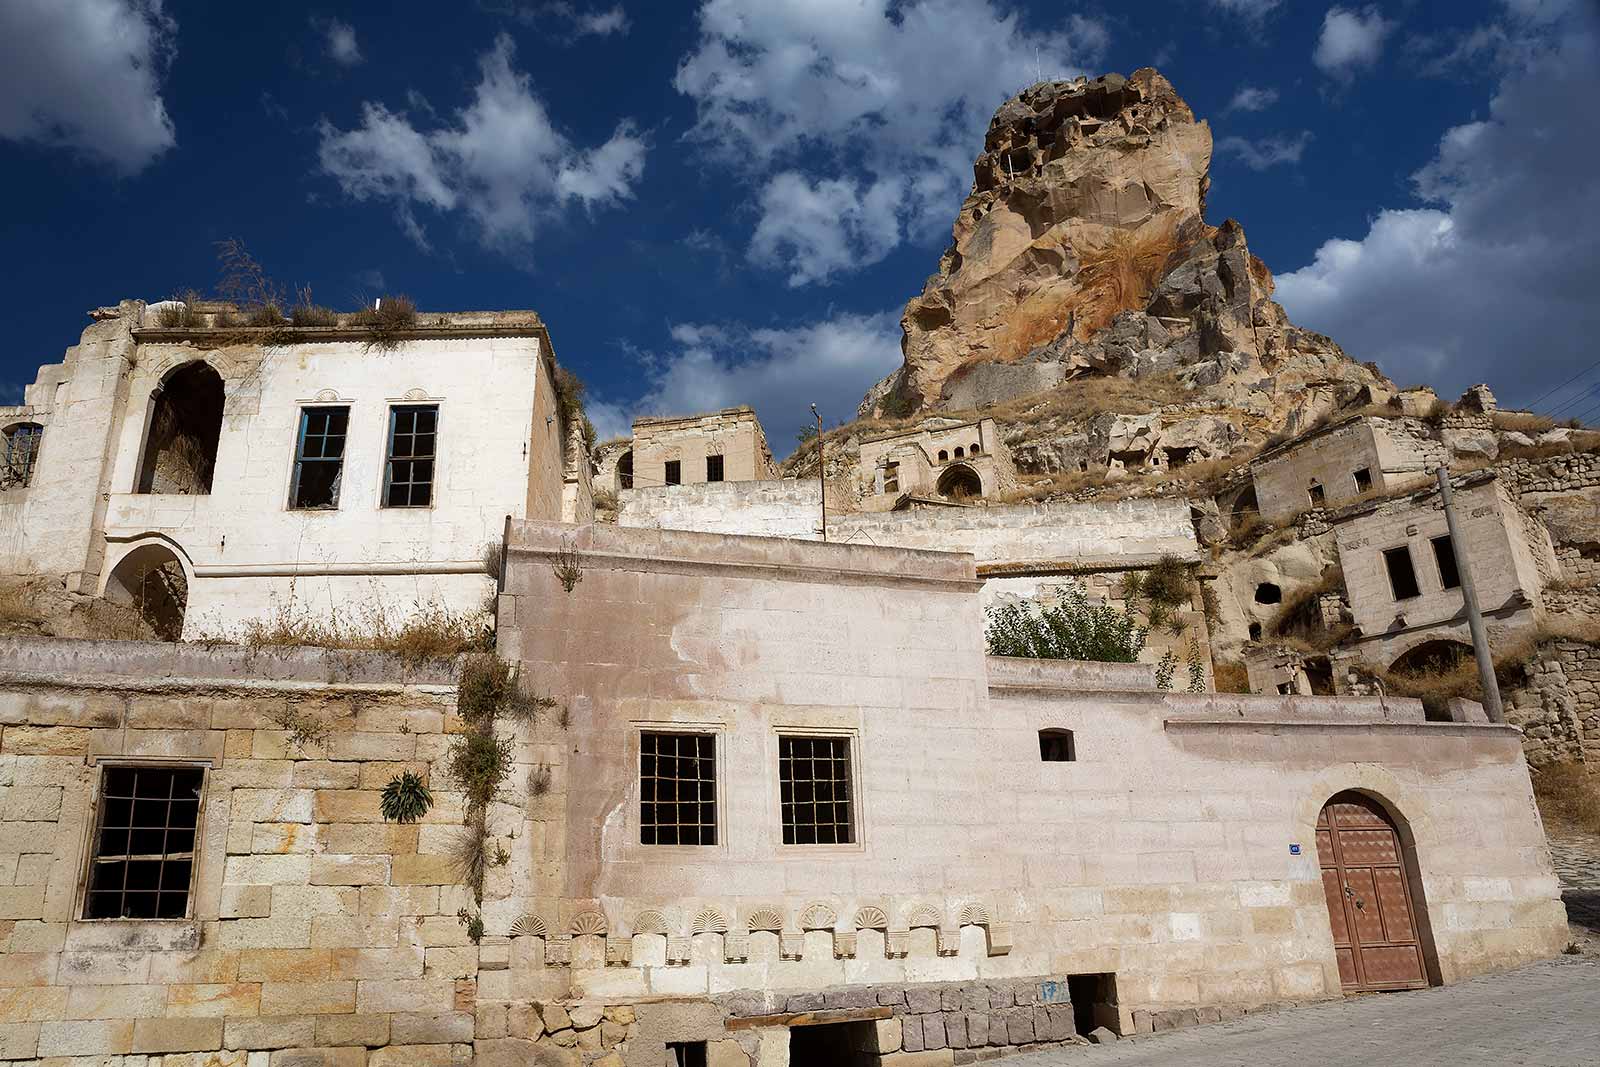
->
[3,0,1598,448]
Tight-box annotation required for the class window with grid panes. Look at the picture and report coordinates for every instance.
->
[290,406,349,509]
[778,735,855,844]
[639,732,716,845]
[84,765,204,919]
[384,404,438,507]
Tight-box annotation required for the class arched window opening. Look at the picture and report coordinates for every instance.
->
[954,446,965,458]
[105,544,189,641]
[1390,640,1474,678]
[617,449,634,490]
[937,449,948,462]
[1,422,43,489]
[970,442,981,455]
[936,464,982,500]
[137,362,224,494]
[1039,728,1075,762]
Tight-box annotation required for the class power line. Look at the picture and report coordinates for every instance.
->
[1523,357,1600,412]
[1547,382,1600,418]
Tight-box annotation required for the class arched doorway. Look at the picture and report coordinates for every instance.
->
[1316,792,1432,992]
[137,361,225,494]
[105,543,189,641]
[936,463,982,500]
[617,449,633,490]
[1389,639,1473,676]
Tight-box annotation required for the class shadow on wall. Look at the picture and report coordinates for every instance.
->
[104,543,188,640]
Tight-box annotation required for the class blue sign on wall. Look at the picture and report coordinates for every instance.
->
[1039,980,1070,1004]
[1289,843,1302,855]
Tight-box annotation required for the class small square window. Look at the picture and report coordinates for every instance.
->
[640,732,716,845]
[664,460,681,486]
[884,462,899,494]
[706,455,724,482]
[1383,545,1421,600]
[1308,483,1326,507]
[384,405,437,507]
[668,1044,707,1067]
[779,735,854,845]
[1431,535,1461,590]
[85,765,204,919]
[1354,467,1373,493]
[1039,729,1075,762]
[291,406,349,509]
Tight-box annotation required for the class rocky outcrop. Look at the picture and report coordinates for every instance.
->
[863,68,1388,445]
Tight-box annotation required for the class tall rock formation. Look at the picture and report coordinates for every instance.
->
[863,69,1385,433]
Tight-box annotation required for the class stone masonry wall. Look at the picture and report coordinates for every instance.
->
[617,479,821,539]
[1505,640,1600,766]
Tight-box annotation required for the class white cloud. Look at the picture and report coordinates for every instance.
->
[1278,9,1600,409]
[1209,0,1282,18]
[1314,6,1394,79]
[1226,85,1279,113]
[317,16,363,66]
[673,0,1107,286]
[0,0,177,174]
[316,34,645,250]
[546,2,629,37]
[1216,131,1312,170]
[618,310,903,448]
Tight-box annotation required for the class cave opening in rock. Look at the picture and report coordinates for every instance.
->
[1254,582,1282,605]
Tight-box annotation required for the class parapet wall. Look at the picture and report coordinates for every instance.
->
[617,478,822,539]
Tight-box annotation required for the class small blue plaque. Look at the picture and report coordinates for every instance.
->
[1289,843,1302,855]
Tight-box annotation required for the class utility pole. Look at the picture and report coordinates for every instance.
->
[811,404,826,542]
[1436,467,1504,723]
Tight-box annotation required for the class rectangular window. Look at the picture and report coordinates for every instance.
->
[668,1044,707,1067]
[640,732,716,846]
[1353,467,1373,493]
[1039,729,1075,762]
[1308,483,1326,507]
[85,765,204,919]
[706,454,724,482]
[1383,545,1421,600]
[291,406,349,509]
[1431,534,1461,590]
[779,735,855,845]
[2,423,43,489]
[664,459,682,486]
[384,404,437,507]
[884,462,899,494]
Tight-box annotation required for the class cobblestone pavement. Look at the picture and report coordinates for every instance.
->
[1550,830,1600,941]
[1008,957,1600,1067]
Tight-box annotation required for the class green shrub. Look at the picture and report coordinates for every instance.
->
[352,295,418,351]
[446,732,515,813]
[985,590,1148,662]
[379,771,433,823]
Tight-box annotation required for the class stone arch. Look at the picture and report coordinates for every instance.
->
[953,446,965,458]
[136,360,225,494]
[744,908,784,933]
[1389,639,1474,677]
[936,463,982,500]
[853,906,889,931]
[798,904,837,931]
[630,911,670,937]
[103,538,190,641]
[957,903,990,928]
[937,449,949,462]
[509,915,549,939]
[569,911,608,937]
[691,908,728,935]
[617,449,634,490]
[1311,788,1442,991]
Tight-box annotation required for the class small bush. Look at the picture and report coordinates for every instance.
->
[449,821,491,899]
[246,303,286,328]
[353,295,418,351]
[291,303,338,327]
[156,290,205,328]
[379,771,433,823]
[446,731,515,813]
[481,540,505,582]
[457,907,486,944]
[528,763,552,797]
[268,705,329,750]
[1142,555,1193,609]
[986,591,1148,663]
[236,594,492,665]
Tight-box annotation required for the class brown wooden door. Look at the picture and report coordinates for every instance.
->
[1316,792,1428,992]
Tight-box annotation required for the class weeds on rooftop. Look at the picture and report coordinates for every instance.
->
[352,295,418,351]
[233,590,493,664]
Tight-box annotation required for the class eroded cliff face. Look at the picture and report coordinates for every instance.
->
[866,68,1387,434]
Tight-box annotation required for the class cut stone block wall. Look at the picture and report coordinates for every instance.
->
[1504,640,1600,766]
[617,478,822,539]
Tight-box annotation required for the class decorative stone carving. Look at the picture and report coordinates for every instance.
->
[723,932,750,963]
[403,387,430,401]
[986,923,1014,957]
[854,906,890,931]
[509,915,549,939]
[631,911,670,937]
[958,903,991,927]
[799,903,838,931]
[936,927,960,956]
[779,933,805,960]
[605,936,632,965]
[745,908,784,933]
[666,937,692,965]
[545,935,573,965]
[833,931,857,959]
[692,908,728,935]
[570,911,608,937]
[906,905,941,929]
[885,930,909,958]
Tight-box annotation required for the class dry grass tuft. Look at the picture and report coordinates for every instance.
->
[1493,410,1556,435]
[1532,761,1600,835]
[352,296,418,351]
[1212,659,1251,694]
[236,594,492,664]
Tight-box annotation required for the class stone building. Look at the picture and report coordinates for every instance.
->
[1328,473,1557,677]
[0,300,569,641]
[856,418,1016,506]
[610,407,777,494]
[1245,416,1443,525]
[0,523,1568,1066]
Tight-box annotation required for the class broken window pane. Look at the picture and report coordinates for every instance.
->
[1308,483,1326,507]
[291,406,349,509]
[1431,535,1461,590]
[1383,545,1421,600]
[1,422,43,489]
[85,765,204,920]
[384,405,438,507]
[1354,467,1373,493]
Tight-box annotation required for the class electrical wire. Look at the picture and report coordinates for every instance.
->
[1522,357,1600,411]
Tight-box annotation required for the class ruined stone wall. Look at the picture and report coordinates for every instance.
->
[1504,640,1600,766]
[617,479,822,539]
[630,409,775,491]
[1250,419,1436,525]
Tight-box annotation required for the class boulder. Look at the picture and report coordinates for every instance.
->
[1088,1026,1119,1044]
